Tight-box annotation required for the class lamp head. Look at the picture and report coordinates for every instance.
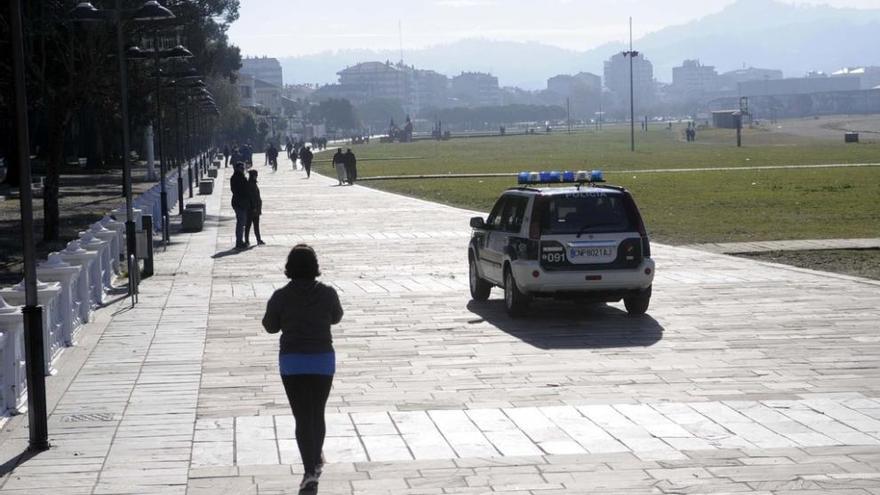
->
[133,0,175,22]
[69,2,105,22]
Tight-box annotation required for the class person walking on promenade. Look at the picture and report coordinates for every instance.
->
[267,143,279,172]
[332,148,347,185]
[245,170,265,245]
[286,137,294,159]
[230,162,252,249]
[223,144,231,168]
[289,145,299,170]
[262,244,343,491]
[300,145,314,178]
[343,148,357,185]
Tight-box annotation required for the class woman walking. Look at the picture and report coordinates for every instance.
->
[262,245,343,491]
[245,169,265,245]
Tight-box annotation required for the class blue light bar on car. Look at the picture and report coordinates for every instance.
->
[517,170,604,185]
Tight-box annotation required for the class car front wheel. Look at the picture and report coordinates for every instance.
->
[469,254,492,301]
[624,286,652,315]
[504,268,530,317]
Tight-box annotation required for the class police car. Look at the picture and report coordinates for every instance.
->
[468,170,654,316]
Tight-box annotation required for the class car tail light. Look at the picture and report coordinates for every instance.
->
[625,193,651,258]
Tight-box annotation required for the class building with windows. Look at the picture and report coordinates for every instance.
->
[603,53,655,110]
[238,74,256,108]
[451,72,502,107]
[739,74,860,96]
[241,56,284,87]
[718,67,783,91]
[671,60,720,98]
[832,66,880,90]
[337,61,411,105]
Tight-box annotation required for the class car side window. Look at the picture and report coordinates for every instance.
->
[486,197,507,229]
[502,196,528,233]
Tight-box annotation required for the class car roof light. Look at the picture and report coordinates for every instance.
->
[516,169,605,185]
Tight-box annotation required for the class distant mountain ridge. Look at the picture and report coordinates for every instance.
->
[278,0,880,90]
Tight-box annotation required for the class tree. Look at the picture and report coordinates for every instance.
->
[357,98,405,130]
[308,98,359,131]
[0,0,241,241]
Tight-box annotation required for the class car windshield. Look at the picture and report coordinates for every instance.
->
[540,192,634,235]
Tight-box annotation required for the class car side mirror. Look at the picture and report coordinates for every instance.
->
[470,217,486,229]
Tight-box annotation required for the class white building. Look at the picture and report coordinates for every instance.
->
[671,60,720,97]
[604,53,655,109]
[451,72,502,107]
[241,56,283,87]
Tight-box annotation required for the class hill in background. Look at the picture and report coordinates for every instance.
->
[278,0,880,90]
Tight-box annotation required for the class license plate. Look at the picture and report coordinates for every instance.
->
[570,247,614,259]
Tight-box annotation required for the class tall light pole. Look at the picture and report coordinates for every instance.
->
[70,1,149,301]
[11,0,49,452]
[132,1,177,247]
[622,17,639,152]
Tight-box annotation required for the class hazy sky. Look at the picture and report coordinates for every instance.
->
[227,0,879,58]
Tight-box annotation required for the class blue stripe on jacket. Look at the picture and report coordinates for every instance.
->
[279,352,335,376]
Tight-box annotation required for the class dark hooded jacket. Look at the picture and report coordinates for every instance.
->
[262,280,343,354]
[230,170,250,209]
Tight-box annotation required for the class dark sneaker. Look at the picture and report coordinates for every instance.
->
[299,472,319,490]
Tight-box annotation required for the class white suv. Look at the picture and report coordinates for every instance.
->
[468,171,654,316]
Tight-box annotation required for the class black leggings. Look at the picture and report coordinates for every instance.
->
[245,213,261,243]
[281,374,333,474]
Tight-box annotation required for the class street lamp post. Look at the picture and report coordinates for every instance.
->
[132,1,177,247]
[70,1,153,301]
[622,17,638,152]
[11,0,49,452]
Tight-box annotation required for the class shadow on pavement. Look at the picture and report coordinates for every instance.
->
[0,447,44,477]
[466,300,664,350]
[212,245,253,259]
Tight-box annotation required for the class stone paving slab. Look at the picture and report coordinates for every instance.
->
[1,155,880,494]
[682,238,880,254]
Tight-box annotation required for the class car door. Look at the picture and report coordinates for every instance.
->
[479,196,509,284]
[485,195,529,282]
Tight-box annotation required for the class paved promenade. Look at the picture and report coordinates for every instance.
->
[1,156,880,494]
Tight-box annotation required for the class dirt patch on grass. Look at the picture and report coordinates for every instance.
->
[738,248,880,281]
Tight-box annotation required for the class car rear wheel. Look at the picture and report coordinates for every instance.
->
[469,254,491,301]
[504,268,530,317]
[624,286,652,315]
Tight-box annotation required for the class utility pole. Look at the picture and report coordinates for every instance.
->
[622,17,638,152]
[566,97,571,134]
[11,0,49,452]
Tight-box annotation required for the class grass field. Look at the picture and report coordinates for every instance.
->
[316,126,880,245]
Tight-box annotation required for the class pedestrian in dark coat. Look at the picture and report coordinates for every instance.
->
[300,146,314,178]
[223,145,231,167]
[245,170,265,245]
[230,162,251,249]
[343,148,357,185]
[263,244,343,491]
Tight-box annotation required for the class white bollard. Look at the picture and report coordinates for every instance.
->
[79,232,113,290]
[101,214,126,259]
[59,240,103,307]
[111,206,143,232]
[0,297,27,414]
[84,222,121,274]
[0,281,63,376]
[37,253,84,346]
